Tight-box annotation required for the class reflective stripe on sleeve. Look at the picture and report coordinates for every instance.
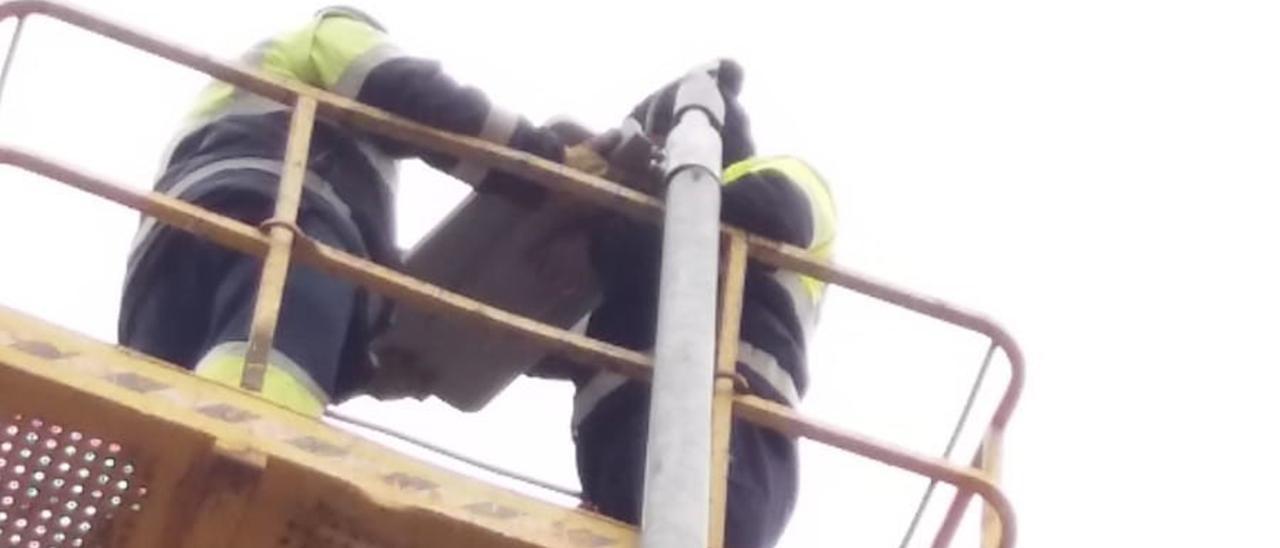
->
[448,105,519,185]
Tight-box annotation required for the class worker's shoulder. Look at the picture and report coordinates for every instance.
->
[726,155,827,187]
[314,6,388,32]
[300,6,390,45]
[726,155,838,232]
[264,7,387,50]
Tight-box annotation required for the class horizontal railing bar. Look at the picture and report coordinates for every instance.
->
[0,145,1016,547]
[0,0,1023,433]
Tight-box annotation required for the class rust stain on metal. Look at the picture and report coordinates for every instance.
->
[11,338,74,360]
[104,372,168,394]
[565,527,618,547]
[381,472,436,493]
[286,436,347,458]
[464,501,521,520]
[196,404,258,424]
[208,448,265,493]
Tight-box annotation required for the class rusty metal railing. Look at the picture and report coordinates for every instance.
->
[0,2,1023,546]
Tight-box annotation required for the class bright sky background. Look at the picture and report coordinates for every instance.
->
[1,1,1278,546]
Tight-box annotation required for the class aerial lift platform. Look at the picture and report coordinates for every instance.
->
[0,2,1024,546]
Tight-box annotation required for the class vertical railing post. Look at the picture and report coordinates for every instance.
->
[901,341,999,548]
[980,429,1005,548]
[241,95,317,391]
[640,71,726,548]
[709,233,747,547]
[930,451,979,547]
[933,429,1006,548]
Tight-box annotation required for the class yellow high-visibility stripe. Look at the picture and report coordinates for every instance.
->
[194,342,327,417]
[185,12,390,124]
[310,15,387,90]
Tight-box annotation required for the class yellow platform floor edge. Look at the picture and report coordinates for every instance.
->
[0,305,634,547]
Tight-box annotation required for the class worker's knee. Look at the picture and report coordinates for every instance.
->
[573,382,648,523]
[573,384,799,545]
[194,341,328,416]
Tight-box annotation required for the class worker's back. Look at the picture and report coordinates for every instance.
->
[137,10,403,273]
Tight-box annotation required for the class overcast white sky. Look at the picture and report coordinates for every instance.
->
[1,1,1278,546]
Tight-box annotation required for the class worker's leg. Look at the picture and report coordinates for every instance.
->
[120,190,365,415]
[192,206,357,414]
[574,380,798,548]
[118,191,270,369]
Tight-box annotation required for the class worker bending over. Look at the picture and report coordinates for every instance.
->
[119,6,610,416]
[536,60,838,548]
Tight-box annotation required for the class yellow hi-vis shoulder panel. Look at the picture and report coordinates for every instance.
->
[308,15,390,90]
[723,156,839,303]
[186,13,391,123]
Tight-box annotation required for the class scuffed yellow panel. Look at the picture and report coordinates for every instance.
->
[0,305,634,548]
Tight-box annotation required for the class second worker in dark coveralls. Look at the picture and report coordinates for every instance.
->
[537,61,839,547]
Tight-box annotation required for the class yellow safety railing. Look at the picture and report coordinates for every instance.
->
[0,2,1023,546]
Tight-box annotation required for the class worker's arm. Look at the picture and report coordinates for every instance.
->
[722,168,815,249]
[307,14,571,194]
[721,157,837,255]
[592,156,836,265]
[590,158,831,291]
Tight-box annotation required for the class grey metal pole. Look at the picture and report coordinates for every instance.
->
[640,71,726,548]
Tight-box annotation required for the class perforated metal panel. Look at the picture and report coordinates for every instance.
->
[0,415,147,547]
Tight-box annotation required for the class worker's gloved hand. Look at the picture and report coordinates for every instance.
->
[467,118,608,208]
[544,117,597,147]
[627,58,755,167]
[546,117,663,195]
[563,133,617,178]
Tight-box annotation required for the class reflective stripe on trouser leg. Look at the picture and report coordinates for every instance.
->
[124,160,356,290]
[572,372,629,429]
[194,341,329,416]
[735,342,800,407]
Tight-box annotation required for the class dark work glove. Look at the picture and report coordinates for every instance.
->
[545,117,664,196]
[627,59,754,167]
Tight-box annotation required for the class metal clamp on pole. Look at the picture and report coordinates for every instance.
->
[640,71,726,548]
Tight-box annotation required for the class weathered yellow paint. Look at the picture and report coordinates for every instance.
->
[242,96,317,395]
[709,234,748,548]
[0,305,635,548]
[981,429,1006,548]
